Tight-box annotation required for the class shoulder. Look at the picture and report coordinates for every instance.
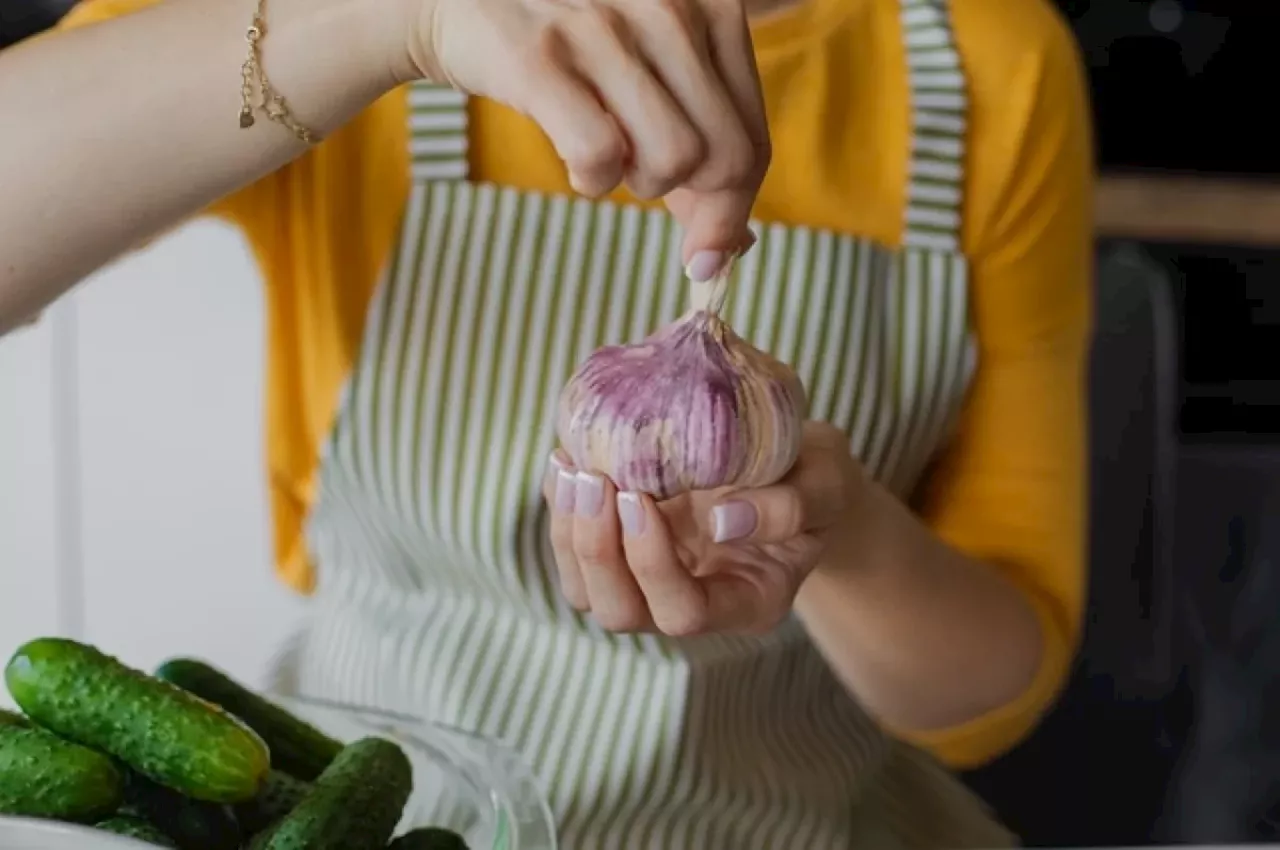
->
[948,0,1092,190]
[947,0,1094,348]
[950,0,1085,94]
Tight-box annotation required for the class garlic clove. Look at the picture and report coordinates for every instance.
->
[556,308,807,500]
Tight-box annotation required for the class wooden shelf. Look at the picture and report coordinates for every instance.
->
[1096,174,1280,248]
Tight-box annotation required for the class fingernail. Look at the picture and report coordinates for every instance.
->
[555,469,577,513]
[576,472,604,517]
[618,492,645,536]
[712,501,757,543]
[686,250,727,283]
[548,450,569,477]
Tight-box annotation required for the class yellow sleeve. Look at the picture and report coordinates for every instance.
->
[58,0,409,595]
[56,0,292,230]
[902,0,1095,769]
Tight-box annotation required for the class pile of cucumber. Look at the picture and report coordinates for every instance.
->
[0,637,468,849]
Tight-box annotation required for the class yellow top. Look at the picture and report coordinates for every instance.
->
[61,0,1093,768]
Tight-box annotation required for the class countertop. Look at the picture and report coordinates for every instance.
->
[1096,172,1280,248]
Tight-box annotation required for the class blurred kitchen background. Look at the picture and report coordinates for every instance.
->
[5,0,1280,845]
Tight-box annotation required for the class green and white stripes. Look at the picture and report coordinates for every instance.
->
[297,1,998,847]
[902,0,968,252]
[408,85,469,181]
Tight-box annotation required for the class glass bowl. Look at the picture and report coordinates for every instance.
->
[0,695,557,850]
[276,694,558,850]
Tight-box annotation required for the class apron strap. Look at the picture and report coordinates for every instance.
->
[900,0,968,252]
[406,82,470,182]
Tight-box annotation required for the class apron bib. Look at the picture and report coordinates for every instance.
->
[288,0,1014,846]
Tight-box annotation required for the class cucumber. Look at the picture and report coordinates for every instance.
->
[0,708,28,727]
[0,723,124,821]
[155,658,341,781]
[388,827,471,849]
[246,827,278,850]
[122,772,241,850]
[234,770,311,835]
[5,638,269,803]
[262,737,413,850]
[95,815,178,848]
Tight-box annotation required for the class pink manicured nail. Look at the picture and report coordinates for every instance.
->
[575,472,604,517]
[712,501,758,543]
[686,250,727,283]
[555,469,577,513]
[618,492,645,536]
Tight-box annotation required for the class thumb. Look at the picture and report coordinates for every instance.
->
[710,486,805,544]
[707,450,851,545]
[665,189,756,272]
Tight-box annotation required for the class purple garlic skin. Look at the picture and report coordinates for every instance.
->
[556,310,808,499]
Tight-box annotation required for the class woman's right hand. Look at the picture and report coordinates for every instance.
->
[407,0,771,275]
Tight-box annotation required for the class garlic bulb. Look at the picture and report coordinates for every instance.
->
[556,275,807,499]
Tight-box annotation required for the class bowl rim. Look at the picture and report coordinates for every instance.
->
[0,816,159,849]
[273,692,559,850]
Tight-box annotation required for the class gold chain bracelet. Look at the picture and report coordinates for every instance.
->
[238,0,320,145]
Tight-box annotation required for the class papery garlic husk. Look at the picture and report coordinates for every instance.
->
[556,307,808,500]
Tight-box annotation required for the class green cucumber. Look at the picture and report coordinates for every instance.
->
[234,770,311,835]
[122,772,241,850]
[0,708,28,727]
[95,815,178,847]
[0,723,124,821]
[5,637,269,803]
[247,827,278,850]
[263,737,413,850]
[388,827,471,849]
[154,658,341,781]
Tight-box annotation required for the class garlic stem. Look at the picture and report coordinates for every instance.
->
[688,262,733,316]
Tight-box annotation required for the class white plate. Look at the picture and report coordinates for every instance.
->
[0,817,157,849]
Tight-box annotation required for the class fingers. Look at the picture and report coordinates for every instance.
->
[702,0,769,161]
[617,492,708,636]
[499,0,766,247]
[621,0,758,198]
[519,30,629,197]
[571,472,652,631]
[674,0,770,262]
[545,451,590,610]
[564,8,705,200]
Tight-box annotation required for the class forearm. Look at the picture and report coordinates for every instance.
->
[796,477,1047,736]
[0,0,412,332]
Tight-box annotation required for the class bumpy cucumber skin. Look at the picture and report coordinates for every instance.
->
[0,709,28,727]
[154,658,341,781]
[4,638,269,803]
[388,827,471,849]
[234,770,312,835]
[95,815,179,848]
[263,737,413,850]
[0,724,124,821]
[246,827,278,850]
[123,772,241,850]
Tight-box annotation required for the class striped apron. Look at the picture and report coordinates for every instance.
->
[285,0,1017,846]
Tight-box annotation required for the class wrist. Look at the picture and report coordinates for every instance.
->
[813,453,872,579]
[259,0,414,135]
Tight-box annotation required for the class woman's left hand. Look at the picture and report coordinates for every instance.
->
[543,421,862,636]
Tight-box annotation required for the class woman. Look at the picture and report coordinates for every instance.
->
[0,0,1092,843]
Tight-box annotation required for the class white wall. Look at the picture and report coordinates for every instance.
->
[0,313,61,708]
[0,221,303,697]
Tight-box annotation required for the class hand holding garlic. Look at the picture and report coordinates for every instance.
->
[543,421,861,636]
[549,277,860,636]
